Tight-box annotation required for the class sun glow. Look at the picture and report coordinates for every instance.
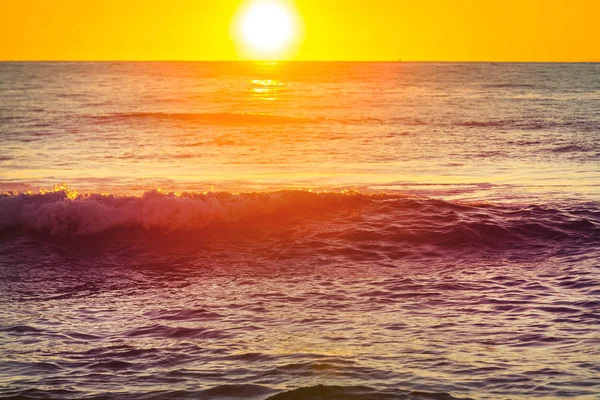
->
[233,0,301,59]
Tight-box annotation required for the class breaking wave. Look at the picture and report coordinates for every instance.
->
[1,186,599,258]
[0,187,368,235]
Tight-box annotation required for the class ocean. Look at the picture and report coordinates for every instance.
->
[0,62,599,399]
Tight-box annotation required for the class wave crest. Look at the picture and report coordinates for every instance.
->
[0,186,368,235]
[1,186,599,258]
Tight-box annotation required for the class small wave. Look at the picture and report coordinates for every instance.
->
[201,384,275,399]
[92,112,314,125]
[456,119,547,130]
[267,385,469,400]
[550,144,590,153]
[125,324,231,340]
[483,83,539,89]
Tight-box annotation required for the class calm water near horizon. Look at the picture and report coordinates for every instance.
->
[0,62,599,399]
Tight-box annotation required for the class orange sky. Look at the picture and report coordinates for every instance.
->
[2,0,599,61]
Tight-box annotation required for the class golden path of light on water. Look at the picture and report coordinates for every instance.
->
[250,79,287,101]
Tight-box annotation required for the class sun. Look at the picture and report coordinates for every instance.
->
[234,0,300,59]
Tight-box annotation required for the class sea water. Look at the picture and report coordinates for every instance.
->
[0,62,599,399]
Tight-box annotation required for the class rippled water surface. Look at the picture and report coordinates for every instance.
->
[2,62,599,200]
[1,63,599,399]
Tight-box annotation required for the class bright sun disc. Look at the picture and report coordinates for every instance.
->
[239,1,294,54]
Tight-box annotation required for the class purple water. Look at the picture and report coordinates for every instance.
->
[0,62,599,399]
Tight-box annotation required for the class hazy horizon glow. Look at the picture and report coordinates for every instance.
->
[1,0,599,61]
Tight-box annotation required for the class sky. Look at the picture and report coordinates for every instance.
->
[1,0,599,61]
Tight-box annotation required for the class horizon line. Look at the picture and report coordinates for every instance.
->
[1,60,599,63]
